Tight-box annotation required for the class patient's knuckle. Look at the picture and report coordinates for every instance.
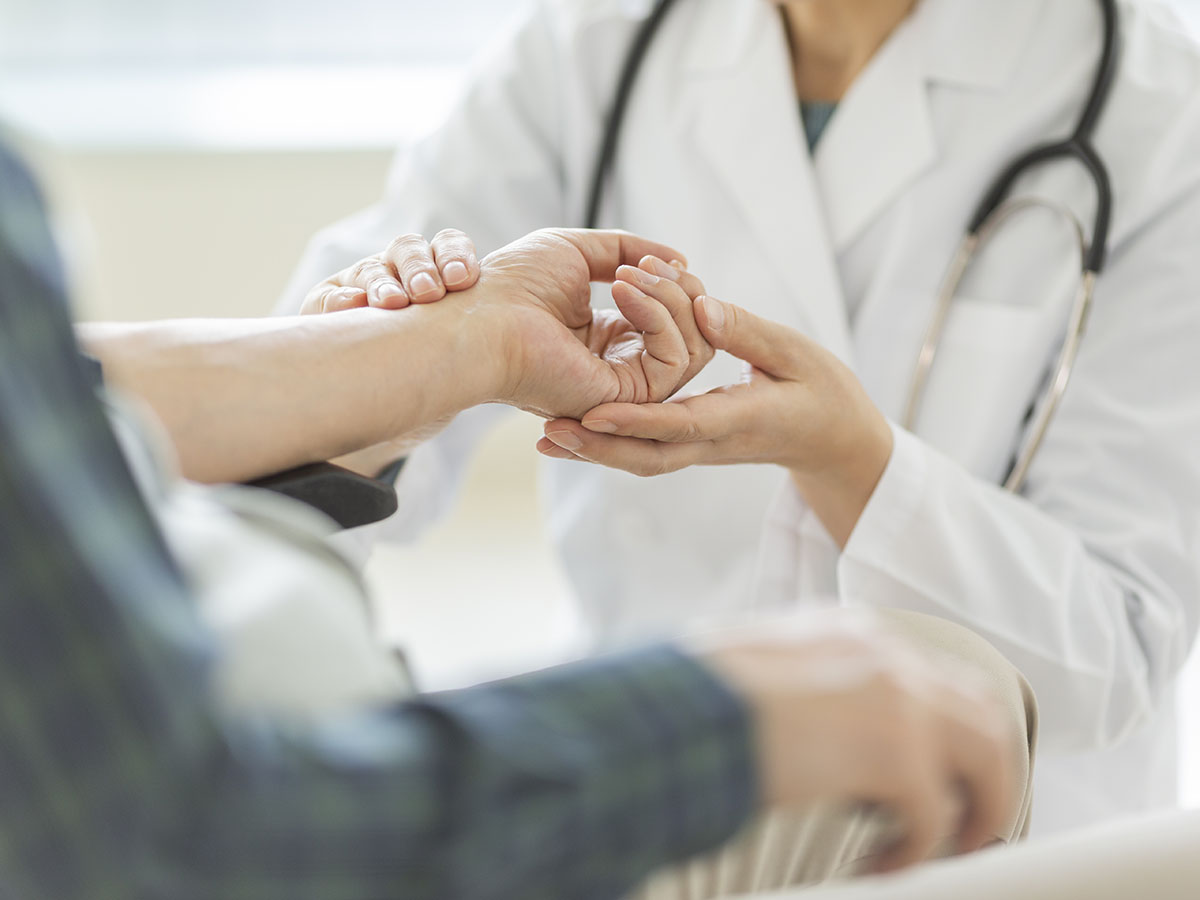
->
[364,269,397,289]
[433,227,470,247]
[300,286,326,315]
[387,232,431,261]
[348,259,384,283]
[388,231,426,250]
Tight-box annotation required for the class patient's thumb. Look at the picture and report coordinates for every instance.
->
[695,295,795,374]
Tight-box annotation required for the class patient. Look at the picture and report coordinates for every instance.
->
[2,140,1196,900]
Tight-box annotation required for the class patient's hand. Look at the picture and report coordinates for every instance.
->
[704,611,1017,873]
[466,229,710,419]
[310,228,712,474]
[301,229,481,313]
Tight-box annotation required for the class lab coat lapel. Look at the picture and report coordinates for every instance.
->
[683,2,853,362]
[815,0,1044,253]
[812,9,937,253]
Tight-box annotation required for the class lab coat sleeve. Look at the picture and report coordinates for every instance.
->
[837,156,1200,752]
[272,0,589,552]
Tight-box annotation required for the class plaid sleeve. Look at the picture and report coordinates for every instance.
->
[0,145,757,900]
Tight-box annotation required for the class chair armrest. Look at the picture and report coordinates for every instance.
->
[247,460,401,530]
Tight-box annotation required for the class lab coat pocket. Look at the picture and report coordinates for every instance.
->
[910,299,1059,482]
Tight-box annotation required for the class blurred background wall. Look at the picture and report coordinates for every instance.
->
[2,0,1196,807]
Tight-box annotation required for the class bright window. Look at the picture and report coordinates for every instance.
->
[1,0,1198,149]
[0,1,526,149]
[0,0,517,67]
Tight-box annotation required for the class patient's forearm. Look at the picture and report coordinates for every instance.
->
[79,306,496,484]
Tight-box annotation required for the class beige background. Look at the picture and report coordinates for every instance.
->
[22,137,1200,809]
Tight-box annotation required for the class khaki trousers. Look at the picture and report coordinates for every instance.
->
[630,610,1040,900]
[758,809,1200,900]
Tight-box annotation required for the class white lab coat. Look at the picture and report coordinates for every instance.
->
[278,0,1200,834]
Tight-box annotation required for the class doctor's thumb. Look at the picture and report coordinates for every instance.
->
[694,295,797,374]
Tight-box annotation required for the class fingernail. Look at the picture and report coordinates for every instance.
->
[377,283,405,303]
[625,266,659,288]
[700,295,725,332]
[443,261,469,285]
[546,430,583,452]
[583,419,617,434]
[645,257,680,280]
[411,272,439,297]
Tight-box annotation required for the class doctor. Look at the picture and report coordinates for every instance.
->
[279,0,1200,834]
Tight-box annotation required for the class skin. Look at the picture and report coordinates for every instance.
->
[81,229,699,484]
[300,231,717,477]
[702,612,1015,872]
[301,228,483,313]
[535,0,923,547]
[777,0,921,101]
[539,291,895,548]
[292,233,1014,867]
[87,226,1017,869]
[269,1,1003,852]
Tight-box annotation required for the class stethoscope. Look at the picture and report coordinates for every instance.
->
[585,0,1119,494]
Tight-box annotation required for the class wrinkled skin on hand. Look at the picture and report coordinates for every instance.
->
[323,227,703,475]
[465,228,700,419]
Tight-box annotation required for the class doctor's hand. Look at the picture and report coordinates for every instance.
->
[300,229,481,313]
[702,612,1017,873]
[537,295,894,546]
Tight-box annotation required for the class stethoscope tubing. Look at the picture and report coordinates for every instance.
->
[587,0,1120,494]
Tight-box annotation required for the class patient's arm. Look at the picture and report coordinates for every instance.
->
[81,307,487,484]
[80,229,693,484]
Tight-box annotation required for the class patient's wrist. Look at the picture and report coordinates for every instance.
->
[374,300,506,420]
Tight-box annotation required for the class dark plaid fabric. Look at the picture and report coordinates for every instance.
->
[0,145,756,899]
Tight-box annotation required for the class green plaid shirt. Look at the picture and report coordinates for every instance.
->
[0,146,756,900]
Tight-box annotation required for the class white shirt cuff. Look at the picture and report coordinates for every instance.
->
[840,421,930,579]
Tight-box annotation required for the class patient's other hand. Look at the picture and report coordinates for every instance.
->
[301,229,481,313]
[702,612,1017,874]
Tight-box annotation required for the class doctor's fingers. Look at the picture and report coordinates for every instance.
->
[383,233,449,304]
[537,430,708,477]
[301,256,409,312]
[580,390,745,443]
[302,251,409,311]
[300,280,369,314]
[538,415,725,477]
[429,228,481,290]
[695,296,813,378]
[610,281,690,401]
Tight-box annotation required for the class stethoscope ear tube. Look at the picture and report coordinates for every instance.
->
[1003,270,1097,493]
[966,140,1115,276]
[585,0,683,229]
[908,0,1118,493]
[593,0,1119,495]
